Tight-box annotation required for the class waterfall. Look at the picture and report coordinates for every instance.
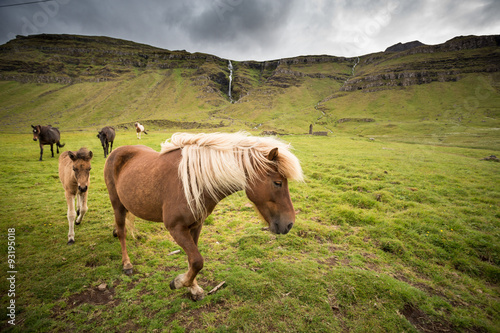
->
[228,60,233,102]
[352,57,359,76]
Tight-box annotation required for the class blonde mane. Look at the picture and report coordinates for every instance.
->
[160,132,303,219]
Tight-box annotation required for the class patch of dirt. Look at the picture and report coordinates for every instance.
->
[318,256,339,267]
[401,303,455,333]
[65,284,119,308]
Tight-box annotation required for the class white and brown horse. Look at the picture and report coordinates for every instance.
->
[31,125,65,161]
[59,148,93,244]
[134,122,147,139]
[104,132,303,300]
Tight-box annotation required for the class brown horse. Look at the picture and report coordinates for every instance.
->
[59,148,93,244]
[134,122,147,139]
[31,125,65,161]
[104,132,303,300]
[97,126,116,158]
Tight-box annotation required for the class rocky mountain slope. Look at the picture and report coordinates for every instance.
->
[0,34,498,145]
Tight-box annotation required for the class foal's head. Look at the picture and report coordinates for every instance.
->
[68,148,93,193]
[245,148,297,235]
[31,125,41,141]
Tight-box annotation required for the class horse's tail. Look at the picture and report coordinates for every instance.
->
[144,130,148,135]
[125,211,137,239]
[57,142,65,148]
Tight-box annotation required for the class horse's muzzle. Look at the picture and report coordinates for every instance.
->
[271,221,293,235]
[33,138,37,141]
[78,186,88,193]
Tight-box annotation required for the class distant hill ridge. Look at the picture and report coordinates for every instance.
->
[0,33,498,136]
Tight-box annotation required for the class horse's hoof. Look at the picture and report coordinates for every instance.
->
[75,221,81,225]
[67,239,75,245]
[170,279,177,290]
[112,229,118,237]
[190,293,205,302]
[123,268,133,275]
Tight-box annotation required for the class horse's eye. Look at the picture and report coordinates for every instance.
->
[73,168,77,172]
[273,181,282,188]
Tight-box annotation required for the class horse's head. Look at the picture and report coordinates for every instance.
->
[68,148,93,193]
[31,125,41,141]
[245,148,296,235]
[97,131,105,145]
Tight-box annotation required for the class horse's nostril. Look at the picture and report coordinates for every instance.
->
[79,186,88,193]
[287,223,293,231]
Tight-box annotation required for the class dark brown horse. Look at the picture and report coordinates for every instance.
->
[97,126,116,158]
[31,125,65,161]
[104,132,303,300]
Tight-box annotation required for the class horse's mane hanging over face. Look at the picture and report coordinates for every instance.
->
[160,132,303,218]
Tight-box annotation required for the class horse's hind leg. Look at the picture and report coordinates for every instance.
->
[65,192,77,244]
[50,144,55,157]
[75,191,88,225]
[168,222,205,301]
[113,204,133,274]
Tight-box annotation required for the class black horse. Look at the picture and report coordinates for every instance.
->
[97,126,116,158]
[31,125,65,161]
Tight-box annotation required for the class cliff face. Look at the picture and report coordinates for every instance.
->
[341,35,499,92]
[0,33,498,100]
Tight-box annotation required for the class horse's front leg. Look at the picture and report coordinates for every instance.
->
[75,191,88,225]
[65,192,77,244]
[168,223,205,301]
[39,144,43,161]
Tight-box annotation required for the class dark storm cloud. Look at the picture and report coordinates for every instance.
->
[0,0,498,60]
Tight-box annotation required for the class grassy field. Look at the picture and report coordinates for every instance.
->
[0,129,499,332]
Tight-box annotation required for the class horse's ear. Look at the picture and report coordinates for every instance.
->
[88,151,93,159]
[31,125,35,129]
[268,148,279,161]
[68,151,76,161]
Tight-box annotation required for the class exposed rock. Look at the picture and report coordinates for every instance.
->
[385,41,425,52]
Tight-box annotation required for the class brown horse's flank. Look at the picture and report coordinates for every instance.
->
[104,132,303,301]
[59,148,93,244]
[31,124,65,161]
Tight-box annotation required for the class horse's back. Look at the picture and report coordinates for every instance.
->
[103,126,115,141]
[43,126,61,143]
[105,145,156,181]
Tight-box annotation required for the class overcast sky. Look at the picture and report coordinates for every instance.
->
[0,0,499,61]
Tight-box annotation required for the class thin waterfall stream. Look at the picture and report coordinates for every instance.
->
[228,60,233,102]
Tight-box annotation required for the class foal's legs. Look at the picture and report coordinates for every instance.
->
[65,191,77,244]
[75,191,88,225]
[168,222,205,301]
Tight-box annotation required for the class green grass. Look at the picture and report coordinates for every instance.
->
[0,130,499,332]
